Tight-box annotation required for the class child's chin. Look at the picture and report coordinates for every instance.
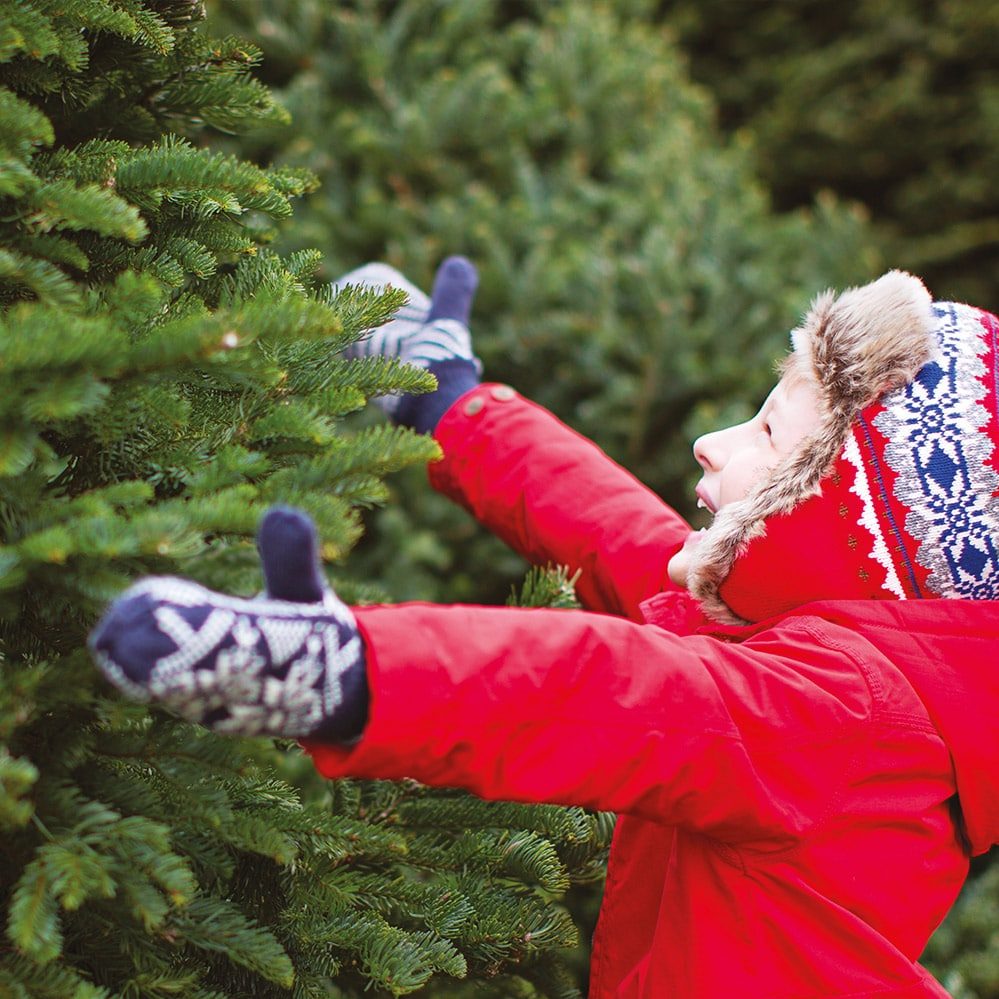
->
[667,529,706,588]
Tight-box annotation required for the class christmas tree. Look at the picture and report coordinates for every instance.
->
[215,0,874,497]
[0,3,609,996]
[209,3,998,994]
[667,0,999,309]
[211,0,878,606]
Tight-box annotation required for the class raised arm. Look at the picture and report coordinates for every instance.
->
[429,385,689,620]
[343,258,690,619]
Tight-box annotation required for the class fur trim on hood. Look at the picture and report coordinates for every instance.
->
[688,271,937,623]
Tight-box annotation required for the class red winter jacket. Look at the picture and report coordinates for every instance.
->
[305,385,999,999]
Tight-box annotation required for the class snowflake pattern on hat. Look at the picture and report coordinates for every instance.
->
[851,302,999,600]
[90,576,363,737]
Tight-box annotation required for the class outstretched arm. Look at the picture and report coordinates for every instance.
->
[304,598,883,844]
[430,385,690,620]
[343,258,691,619]
[90,509,880,842]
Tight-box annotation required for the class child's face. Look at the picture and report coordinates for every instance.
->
[667,373,824,588]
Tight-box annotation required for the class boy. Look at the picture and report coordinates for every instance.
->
[91,259,999,998]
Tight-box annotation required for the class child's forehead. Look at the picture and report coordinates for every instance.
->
[768,368,824,418]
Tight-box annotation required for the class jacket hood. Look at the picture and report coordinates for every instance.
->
[688,271,937,623]
[688,272,999,625]
[806,599,999,856]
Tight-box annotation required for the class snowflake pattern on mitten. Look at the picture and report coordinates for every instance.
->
[90,576,363,738]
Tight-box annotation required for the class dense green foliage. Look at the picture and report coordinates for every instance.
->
[5,0,993,995]
[922,857,999,999]
[214,0,878,604]
[0,3,609,996]
[669,0,999,309]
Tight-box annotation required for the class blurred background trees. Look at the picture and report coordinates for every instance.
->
[2,0,995,995]
[669,0,999,310]
[212,0,877,605]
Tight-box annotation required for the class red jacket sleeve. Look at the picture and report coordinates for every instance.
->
[428,385,692,621]
[304,604,896,845]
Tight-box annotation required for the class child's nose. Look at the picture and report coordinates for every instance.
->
[693,429,725,472]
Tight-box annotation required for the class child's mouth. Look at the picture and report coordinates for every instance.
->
[695,485,717,514]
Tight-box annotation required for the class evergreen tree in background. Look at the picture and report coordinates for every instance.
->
[667,0,999,309]
[213,0,875,597]
[921,858,999,999]
[0,3,610,996]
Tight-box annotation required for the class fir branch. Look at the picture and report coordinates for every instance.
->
[0,248,81,308]
[0,158,39,198]
[0,87,54,157]
[508,564,582,611]
[24,180,146,241]
[284,353,438,402]
[0,6,59,67]
[38,139,130,187]
[318,282,410,341]
[0,749,39,830]
[7,852,63,963]
[8,233,90,272]
[0,954,112,999]
[111,0,176,55]
[290,424,443,483]
[170,895,294,988]
[42,0,142,41]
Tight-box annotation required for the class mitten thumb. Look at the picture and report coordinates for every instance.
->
[427,255,478,326]
[257,506,328,603]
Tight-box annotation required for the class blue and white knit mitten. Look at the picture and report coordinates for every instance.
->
[339,256,481,433]
[88,508,368,741]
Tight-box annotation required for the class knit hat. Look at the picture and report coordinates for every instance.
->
[686,270,999,623]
